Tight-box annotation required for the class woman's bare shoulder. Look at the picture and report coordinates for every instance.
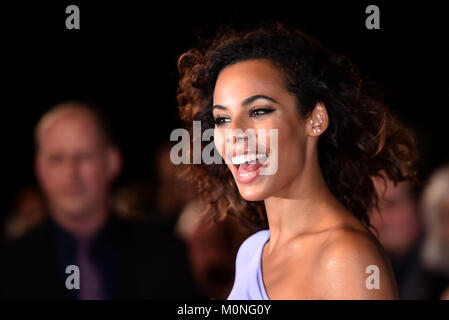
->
[309,226,398,299]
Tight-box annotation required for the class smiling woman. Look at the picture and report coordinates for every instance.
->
[176,21,418,299]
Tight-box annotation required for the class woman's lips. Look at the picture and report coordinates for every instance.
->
[231,153,270,184]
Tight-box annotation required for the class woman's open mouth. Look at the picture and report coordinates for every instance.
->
[231,153,269,184]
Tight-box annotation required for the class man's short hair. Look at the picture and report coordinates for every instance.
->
[34,100,114,150]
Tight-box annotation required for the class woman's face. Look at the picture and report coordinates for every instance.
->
[212,58,309,201]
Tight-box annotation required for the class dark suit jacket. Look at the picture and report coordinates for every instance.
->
[0,214,202,299]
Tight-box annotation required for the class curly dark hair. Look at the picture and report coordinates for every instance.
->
[177,21,418,232]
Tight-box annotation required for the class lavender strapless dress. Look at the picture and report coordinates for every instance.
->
[227,229,270,300]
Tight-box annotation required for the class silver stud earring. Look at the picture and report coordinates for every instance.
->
[311,119,323,135]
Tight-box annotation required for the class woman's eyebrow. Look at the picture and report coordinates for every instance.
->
[212,95,278,111]
[212,105,227,110]
[242,95,278,106]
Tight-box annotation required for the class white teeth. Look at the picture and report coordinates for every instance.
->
[231,153,269,165]
[230,155,245,165]
[231,154,256,165]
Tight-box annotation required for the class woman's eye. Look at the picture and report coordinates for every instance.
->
[214,116,231,126]
[249,108,274,118]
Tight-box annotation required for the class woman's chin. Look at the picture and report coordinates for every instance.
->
[237,186,269,201]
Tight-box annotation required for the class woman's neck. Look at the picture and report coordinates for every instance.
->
[263,151,347,254]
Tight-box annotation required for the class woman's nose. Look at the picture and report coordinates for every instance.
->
[225,125,258,153]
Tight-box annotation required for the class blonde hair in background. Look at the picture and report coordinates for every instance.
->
[420,165,449,276]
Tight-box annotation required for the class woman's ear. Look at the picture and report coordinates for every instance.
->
[106,145,122,181]
[307,102,329,137]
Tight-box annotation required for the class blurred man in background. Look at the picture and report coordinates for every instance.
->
[369,173,424,299]
[176,199,251,299]
[0,101,199,299]
[370,167,449,299]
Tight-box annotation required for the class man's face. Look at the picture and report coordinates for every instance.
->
[370,178,421,257]
[36,111,114,219]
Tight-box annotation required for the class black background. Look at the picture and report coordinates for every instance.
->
[1,1,448,229]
